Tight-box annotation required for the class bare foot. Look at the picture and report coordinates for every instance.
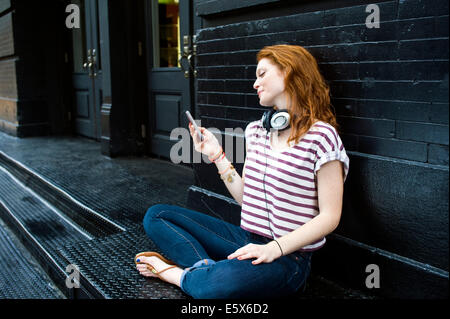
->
[136,256,183,287]
[136,256,163,278]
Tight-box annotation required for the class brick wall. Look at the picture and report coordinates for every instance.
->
[191,0,449,298]
[0,0,17,135]
[0,1,69,137]
[196,0,448,165]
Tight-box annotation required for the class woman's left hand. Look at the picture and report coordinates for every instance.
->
[227,242,282,265]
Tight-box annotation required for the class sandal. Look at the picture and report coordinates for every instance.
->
[134,251,177,280]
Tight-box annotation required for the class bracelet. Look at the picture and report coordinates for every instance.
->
[221,169,236,183]
[208,147,223,163]
[273,240,284,257]
[213,151,226,164]
[218,163,233,175]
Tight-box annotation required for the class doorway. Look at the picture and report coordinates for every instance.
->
[70,0,103,140]
[146,0,194,159]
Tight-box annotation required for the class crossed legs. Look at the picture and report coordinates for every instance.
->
[137,204,311,299]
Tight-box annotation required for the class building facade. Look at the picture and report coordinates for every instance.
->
[0,0,448,298]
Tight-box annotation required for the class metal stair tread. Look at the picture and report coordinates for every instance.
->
[57,226,188,299]
[0,167,91,246]
[0,135,192,232]
[0,218,65,299]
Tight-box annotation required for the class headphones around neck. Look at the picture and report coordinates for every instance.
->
[261,109,290,132]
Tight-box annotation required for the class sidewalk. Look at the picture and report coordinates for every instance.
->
[0,132,372,299]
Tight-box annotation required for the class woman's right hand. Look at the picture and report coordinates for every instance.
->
[189,123,221,158]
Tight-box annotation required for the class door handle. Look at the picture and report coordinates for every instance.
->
[83,49,97,78]
[82,62,94,76]
[179,53,190,78]
[179,35,197,78]
[179,52,197,78]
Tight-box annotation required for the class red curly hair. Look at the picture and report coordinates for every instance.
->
[257,45,338,144]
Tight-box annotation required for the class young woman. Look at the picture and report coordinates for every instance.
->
[135,44,349,299]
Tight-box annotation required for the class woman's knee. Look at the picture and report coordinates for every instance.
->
[143,204,172,234]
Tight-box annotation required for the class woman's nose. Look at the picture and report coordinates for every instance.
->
[253,79,259,90]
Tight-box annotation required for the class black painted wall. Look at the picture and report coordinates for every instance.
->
[189,0,449,298]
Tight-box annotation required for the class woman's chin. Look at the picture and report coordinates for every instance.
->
[258,100,272,107]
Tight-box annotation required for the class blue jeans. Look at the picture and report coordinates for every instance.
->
[142,204,311,299]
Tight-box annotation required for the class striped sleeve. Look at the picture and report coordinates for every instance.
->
[244,120,261,145]
[313,124,350,182]
[245,120,259,137]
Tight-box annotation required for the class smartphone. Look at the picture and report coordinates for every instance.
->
[185,111,204,141]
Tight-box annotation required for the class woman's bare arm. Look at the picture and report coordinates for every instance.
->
[214,155,246,206]
[275,160,344,255]
[228,159,344,263]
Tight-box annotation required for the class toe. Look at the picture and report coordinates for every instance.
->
[141,270,153,277]
[139,256,154,264]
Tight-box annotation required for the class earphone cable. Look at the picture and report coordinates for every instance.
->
[190,139,247,243]
[263,128,276,240]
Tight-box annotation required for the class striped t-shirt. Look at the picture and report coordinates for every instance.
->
[240,119,350,252]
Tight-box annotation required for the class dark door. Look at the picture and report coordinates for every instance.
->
[71,0,103,139]
[147,0,194,158]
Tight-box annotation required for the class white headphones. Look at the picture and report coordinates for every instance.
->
[261,109,290,132]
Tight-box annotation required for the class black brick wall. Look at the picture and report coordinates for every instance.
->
[195,0,448,165]
[191,0,449,298]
